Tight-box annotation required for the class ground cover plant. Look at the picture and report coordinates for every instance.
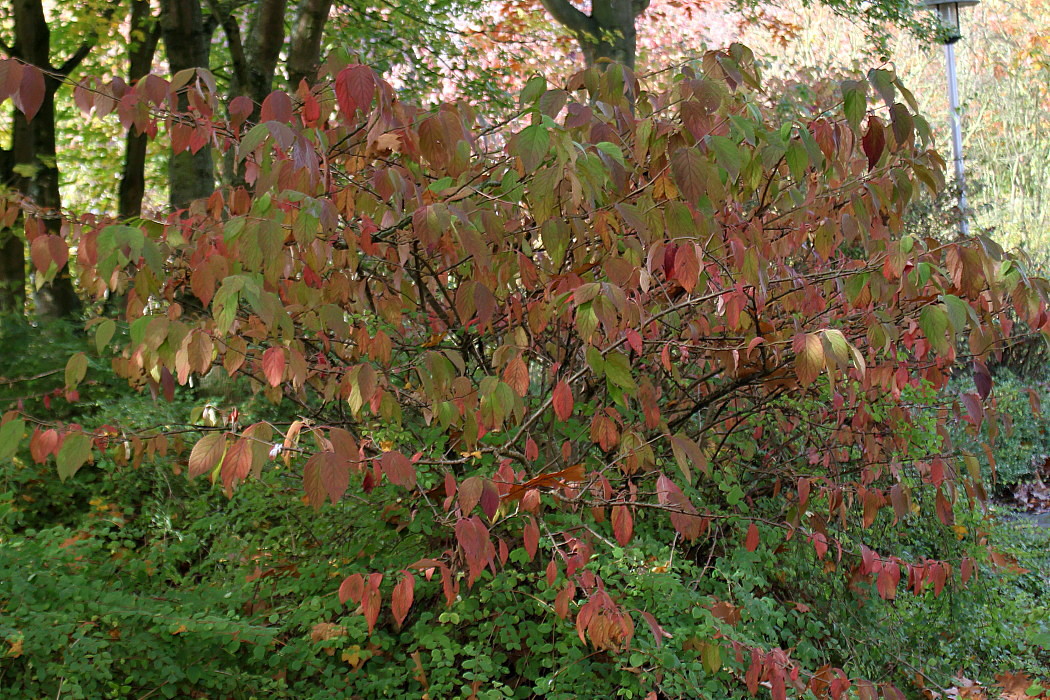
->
[1,35,1050,698]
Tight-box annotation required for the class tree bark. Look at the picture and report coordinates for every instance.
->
[159,0,215,210]
[118,0,161,219]
[287,0,333,89]
[8,0,89,318]
[538,0,650,70]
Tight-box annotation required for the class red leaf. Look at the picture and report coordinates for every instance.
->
[391,573,415,627]
[339,573,364,605]
[380,450,416,488]
[188,432,226,478]
[15,64,44,122]
[861,116,885,170]
[362,573,383,634]
[335,65,376,118]
[876,561,900,600]
[552,380,573,421]
[502,355,530,397]
[458,475,483,515]
[260,90,292,123]
[261,347,286,388]
[612,504,633,546]
[655,474,704,540]
[639,610,671,647]
[961,556,975,584]
[30,427,58,464]
[220,437,253,491]
[545,558,558,586]
[523,516,539,560]
[554,582,574,619]
[744,522,759,552]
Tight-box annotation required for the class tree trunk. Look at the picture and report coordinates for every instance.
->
[538,0,649,70]
[159,0,214,211]
[118,0,161,220]
[11,0,83,318]
[287,0,333,89]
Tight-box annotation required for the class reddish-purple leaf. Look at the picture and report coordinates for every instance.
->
[381,450,416,489]
[335,65,375,118]
[455,516,494,587]
[15,64,44,122]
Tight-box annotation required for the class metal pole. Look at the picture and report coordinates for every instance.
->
[944,40,969,236]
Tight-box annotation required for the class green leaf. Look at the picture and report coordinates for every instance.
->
[786,141,807,181]
[513,124,549,172]
[65,352,88,389]
[604,351,637,393]
[0,419,25,461]
[919,305,950,355]
[428,176,454,192]
[842,82,867,132]
[942,294,971,332]
[519,75,546,106]
[708,135,742,180]
[595,142,624,166]
[94,318,116,354]
[57,432,92,481]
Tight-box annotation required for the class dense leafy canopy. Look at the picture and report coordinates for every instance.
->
[1,4,1050,696]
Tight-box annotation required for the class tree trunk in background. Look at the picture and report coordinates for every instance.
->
[287,0,333,89]
[10,0,88,318]
[0,147,23,315]
[159,0,214,211]
[538,0,650,70]
[118,0,161,220]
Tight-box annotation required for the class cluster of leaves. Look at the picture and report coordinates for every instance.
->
[2,40,1050,696]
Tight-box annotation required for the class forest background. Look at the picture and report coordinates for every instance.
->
[2,0,1050,698]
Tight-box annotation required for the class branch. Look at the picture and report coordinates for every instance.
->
[537,0,597,36]
[204,0,249,91]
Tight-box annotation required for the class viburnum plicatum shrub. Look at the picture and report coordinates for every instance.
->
[1,44,1048,696]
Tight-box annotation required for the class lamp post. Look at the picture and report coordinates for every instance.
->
[924,0,979,236]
